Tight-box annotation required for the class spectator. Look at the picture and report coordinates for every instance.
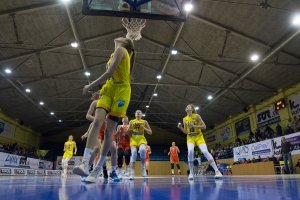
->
[285,125,294,135]
[296,116,300,132]
[287,118,293,128]
[257,156,262,162]
[276,123,283,137]
[281,137,293,174]
[255,129,261,141]
[292,116,299,132]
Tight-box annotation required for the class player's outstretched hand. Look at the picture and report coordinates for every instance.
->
[83,85,90,95]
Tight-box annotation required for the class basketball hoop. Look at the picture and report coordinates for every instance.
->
[121,18,146,41]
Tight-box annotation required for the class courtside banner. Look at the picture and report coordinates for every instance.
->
[27,157,40,169]
[250,139,273,158]
[0,152,22,167]
[45,170,61,176]
[0,167,12,175]
[36,169,45,175]
[273,132,300,156]
[13,168,26,175]
[26,169,36,175]
[56,156,81,170]
[233,144,251,161]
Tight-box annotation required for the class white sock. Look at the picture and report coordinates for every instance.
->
[131,168,135,176]
[111,166,116,171]
[210,161,219,172]
[171,169,174,174]
[125,165,129,173]
[118,168,122,174]
[95,156,106,169]
[141,162,145,169]
[83,148,93,162]
[188,162,194,175]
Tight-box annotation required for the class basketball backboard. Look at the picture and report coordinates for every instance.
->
[82,0,187,21]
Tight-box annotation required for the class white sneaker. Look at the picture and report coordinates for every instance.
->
[142,168,147,177]
[61,173,67,178]
[85,167,102,183]
[73,159,89,177]
[214,171,223,179]
[129,174,134,180]
[188,173,194,180]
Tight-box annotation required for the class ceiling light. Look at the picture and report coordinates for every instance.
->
[195,106,199,110]
[146,105,149,108]
[250,54,260,62]
[207,95,213,100]
[25,88,31,93]
[61,0,71,4]
[292,14,300,26]
[171,49,178,55]
[50,112,55,115]
[84,71,91,77]
[39,101,44,105]
[153,93,158,97]
[142,114,146,117]
[58,120,62,123]
[156,74,162,80]
[184,2,193,12]
[4,68,12,74]
[71,42,79,48]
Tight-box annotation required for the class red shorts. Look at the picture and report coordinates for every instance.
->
[118,142,130,151]
[170,156,179,163]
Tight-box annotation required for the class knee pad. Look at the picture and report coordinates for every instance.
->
[130,147,137,163]
[108,115,120,123]
[176,164,180,169]
[171,163,174,169]
[139,145,146,160]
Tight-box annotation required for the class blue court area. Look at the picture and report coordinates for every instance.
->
[0,175,299,200]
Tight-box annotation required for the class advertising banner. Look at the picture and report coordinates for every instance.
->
[256,105,280,128]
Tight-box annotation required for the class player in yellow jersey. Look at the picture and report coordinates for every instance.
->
[61,135,77,178]
[127,110,152,180]
[80,37,135,183]
[178,104,222,180]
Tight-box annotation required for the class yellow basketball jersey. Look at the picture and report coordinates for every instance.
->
[65,141,75,154]
[130,119,146,135]
[183,113,203,135]
[106,47,131,84]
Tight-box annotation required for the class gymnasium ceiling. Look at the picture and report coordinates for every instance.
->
[0,0,300,135]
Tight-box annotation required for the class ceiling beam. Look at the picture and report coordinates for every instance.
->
[0,2,62,17]
[0,29,123,64]
[202,29,300,111]
[136,61,245,106]
[142,36,277,92]
[191,14,300,61]
[64,3,88,75]
[145,22,185,113]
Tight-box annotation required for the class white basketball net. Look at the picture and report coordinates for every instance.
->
[121,18,146,41]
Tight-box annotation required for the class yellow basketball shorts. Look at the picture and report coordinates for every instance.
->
[97,83,131,118]
[187,133,206,146]
[130,135,147,147]
[63,152,73,159]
